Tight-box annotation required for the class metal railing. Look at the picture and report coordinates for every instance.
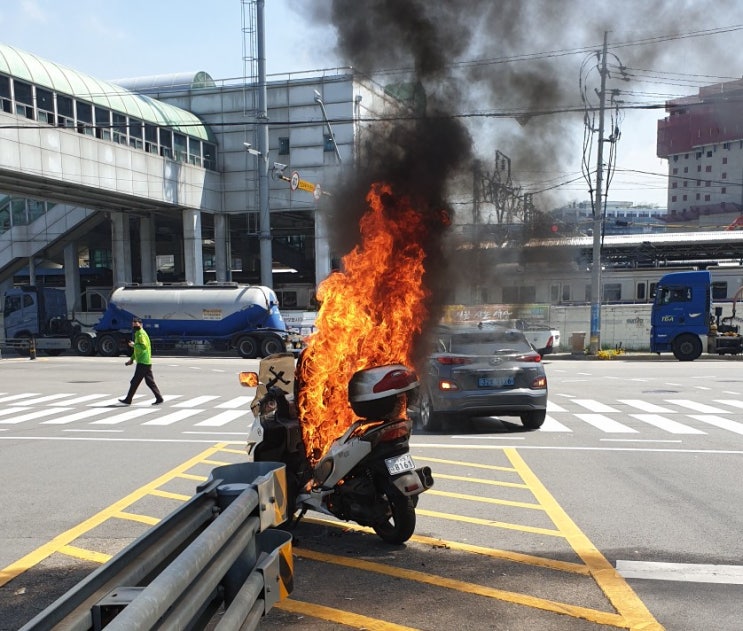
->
[19,461,292,630]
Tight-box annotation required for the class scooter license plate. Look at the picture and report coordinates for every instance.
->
[385,453,415,475]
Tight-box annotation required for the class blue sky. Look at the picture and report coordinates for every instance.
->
[3,1,743,209]
[0,0,337,80]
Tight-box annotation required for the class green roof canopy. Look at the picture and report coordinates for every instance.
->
[0,44,213,142]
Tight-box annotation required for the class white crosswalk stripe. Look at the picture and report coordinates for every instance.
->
[630,414,706,434]
[173,395,220,408]
[195,410,246,427]
[0,408,69,424]
[142,409,202,426]
[575,414,638,433]
[4,390,743,437]
[687,415,743,435]
[666,400,729,414]
[619,399,676,413]
[573,400,620,413]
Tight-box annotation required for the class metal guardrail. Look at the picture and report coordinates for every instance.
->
[19,461,292,630]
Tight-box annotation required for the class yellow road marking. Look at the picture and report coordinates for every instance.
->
[277,598,421,630]
[302,516,590,574]
[0,443,232,588]
[504,448,663,630]
[176,472,208,481]
[415,455,516,472]
[416,508,563,536]
[58,545,112,564]
[294,548,626,628]
[114,511,160,526]
[426,488,543,510]
[149,489,191,501]
[434,472,529,488]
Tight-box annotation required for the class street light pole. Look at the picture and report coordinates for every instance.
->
[256,0,272,287]
[589,31,609,354]
[314,90,342,164]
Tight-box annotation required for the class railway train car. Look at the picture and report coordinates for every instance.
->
[482,263,743,307]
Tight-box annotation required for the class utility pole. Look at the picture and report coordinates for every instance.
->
[256,0,272,287]
[589,31,609,354]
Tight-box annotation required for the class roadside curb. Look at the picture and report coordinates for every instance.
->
[546,352,741,361]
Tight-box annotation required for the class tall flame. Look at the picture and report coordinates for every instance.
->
[297,182,444,463]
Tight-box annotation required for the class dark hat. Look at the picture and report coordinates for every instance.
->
[132,316,143,324]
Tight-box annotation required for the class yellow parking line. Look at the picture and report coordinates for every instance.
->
[277,598,421,630]
[0,443,232,589]
[426,488,543,510]
[301,516,589,575]
[294,548,626,628]
[415,455,517,472]
[149,489,191,501]
[114,511,160,526]
[416,508,563,536]
[58,545,112,564]
[434,472,529,489]
[504,448,663,630]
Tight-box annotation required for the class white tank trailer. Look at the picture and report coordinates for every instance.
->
[92,284,293,358]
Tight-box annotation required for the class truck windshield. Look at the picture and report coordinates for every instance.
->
[656,286,692,306]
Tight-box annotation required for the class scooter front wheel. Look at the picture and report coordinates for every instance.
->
[373,485,416,544]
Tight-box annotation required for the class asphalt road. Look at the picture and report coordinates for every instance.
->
[1,354,742,630]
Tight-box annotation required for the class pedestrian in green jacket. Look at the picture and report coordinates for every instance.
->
[119,317,164,405]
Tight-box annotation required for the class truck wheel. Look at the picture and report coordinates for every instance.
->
[97,334,120,357]
[672,333,702,361]
[260,334,285,357]
[236,335,258,359]
[13,334,31,357]
[73,334,95,356]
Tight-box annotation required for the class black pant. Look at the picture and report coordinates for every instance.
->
[124,363,162,401]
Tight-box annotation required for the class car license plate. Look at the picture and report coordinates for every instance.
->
[385,453,415,475]
[478,375,515,388]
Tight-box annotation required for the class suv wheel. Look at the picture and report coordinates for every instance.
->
[419,391,443,432]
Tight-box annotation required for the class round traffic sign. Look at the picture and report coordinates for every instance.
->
[290,171,299,191]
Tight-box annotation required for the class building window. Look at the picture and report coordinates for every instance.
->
[112,113,127,144]
[705,194,711,201]
[722,172,727,179]
[723,157,728,164]
[95,107,111,140]
[683,195,687,201]
[697,165,702,172]
[696,193,701,200]
[0,74,10,113]
[673,155,679,162]
[13,80,34,119]
[696,151,702,158]
[159,129,173,158]
[144,123,158,153]
[683,166,688,173]
[173,133,187,162]
[705,165,712,172]
[705,181,711,187]
[683,180,688,187]
[36,87,54,124]
[278,136,290,155]
[203,143,216,170]
[723,142,730,149]
[672,181,677,189]
[722,187,727,194]
[76,101,93,135]
[671,195,677,202]
[672,167,678,174]
[603,283,622,302]
[706,150,712,157]
[128,118,144,149]
[56,94,73,127]
[684,153,689,159]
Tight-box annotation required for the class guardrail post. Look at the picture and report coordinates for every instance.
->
[29,337,36,360]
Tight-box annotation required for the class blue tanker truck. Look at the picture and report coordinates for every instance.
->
[3,283,300,358]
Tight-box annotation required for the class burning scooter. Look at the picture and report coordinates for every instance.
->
[239,353,433,544]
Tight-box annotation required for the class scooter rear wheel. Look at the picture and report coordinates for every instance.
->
[373,485,416,544]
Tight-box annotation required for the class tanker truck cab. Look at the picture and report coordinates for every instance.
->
[650,271,711,361]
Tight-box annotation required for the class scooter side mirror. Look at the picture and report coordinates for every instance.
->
[239,371,260,388]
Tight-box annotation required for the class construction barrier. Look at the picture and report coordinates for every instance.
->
[19,461,292,631]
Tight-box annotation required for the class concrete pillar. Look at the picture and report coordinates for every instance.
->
[111,212,132,287]
[27,256,36,286]
[214,213,230,282]
[182,208,203,285]
[139,215,157,283]
[63,242,81,315]
[315,209,331,284]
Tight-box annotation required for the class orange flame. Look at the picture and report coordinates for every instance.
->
[297,182,439,463]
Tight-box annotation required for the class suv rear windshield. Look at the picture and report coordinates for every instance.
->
[437,329,531,355]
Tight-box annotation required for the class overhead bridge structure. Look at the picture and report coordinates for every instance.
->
[0,43,221,309]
